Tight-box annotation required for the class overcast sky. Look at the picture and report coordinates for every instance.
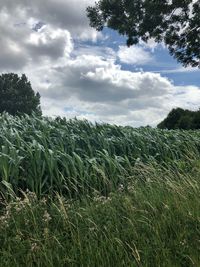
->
[1,0,200,127]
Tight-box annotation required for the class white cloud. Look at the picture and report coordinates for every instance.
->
[118,45,153,65]
[153,66,200,74]
[27,54,199,127]
[73,45,116,60]
[26,25,73,60]
[0,0,200,127]
[139,38,161,52]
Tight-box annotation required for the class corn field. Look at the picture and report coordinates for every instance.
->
[0,113,200,198]
[0,113,200,267]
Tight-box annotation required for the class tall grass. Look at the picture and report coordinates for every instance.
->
[0,113,199,266]
[0,162,199,267]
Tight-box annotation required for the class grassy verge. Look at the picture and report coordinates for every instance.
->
[0,162,199,267]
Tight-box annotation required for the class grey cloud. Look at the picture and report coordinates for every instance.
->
[75,78,135,103]
[0,6,73,69]
[0,0,93,72]
[27,41,65,60]
[0,41,27,70]
[0,8,30,70]
[1,0,96,39]
[25,31,71,60]
[40,57,173,110]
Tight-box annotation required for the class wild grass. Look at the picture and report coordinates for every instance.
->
[0,113,200,266]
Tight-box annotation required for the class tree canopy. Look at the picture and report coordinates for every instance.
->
[0,73,41,116]
[157,108,200,129]
[87,0,200,67]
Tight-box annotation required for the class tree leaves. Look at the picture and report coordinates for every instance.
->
[87,0,200,67]
[0,73,42,116]
[157,108,200,129]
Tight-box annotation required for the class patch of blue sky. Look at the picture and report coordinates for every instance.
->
[64,107,94,116]
[103,29,200,87]
[75,28,126,50]
[75,28,200,87]
[64,107,73,112]
[163,72,200,87]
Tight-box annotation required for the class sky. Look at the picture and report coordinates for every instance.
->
[0,0,200,127]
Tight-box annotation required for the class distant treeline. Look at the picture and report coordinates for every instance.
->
[158,108,200,130]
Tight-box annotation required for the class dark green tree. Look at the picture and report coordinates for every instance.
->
[87,0,200,67]
[158,108,185,129]
[158,108,200,129]
[178,114,193,129]
[193,110,200,129]
[0,73,42,116]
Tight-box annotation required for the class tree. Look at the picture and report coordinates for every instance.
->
[0,73,42,116]
[192,110,200,129]
[87,0,200,67]
[158,108,185,129]
[157,108,200,129]
[178,114,193,129]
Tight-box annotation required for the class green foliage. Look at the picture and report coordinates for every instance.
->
[158,108,200,130]
[0,162,200,267]
[87,0,200,67]
[0,115,200,266]
[0,73,41,116]
[0,114,200,198]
